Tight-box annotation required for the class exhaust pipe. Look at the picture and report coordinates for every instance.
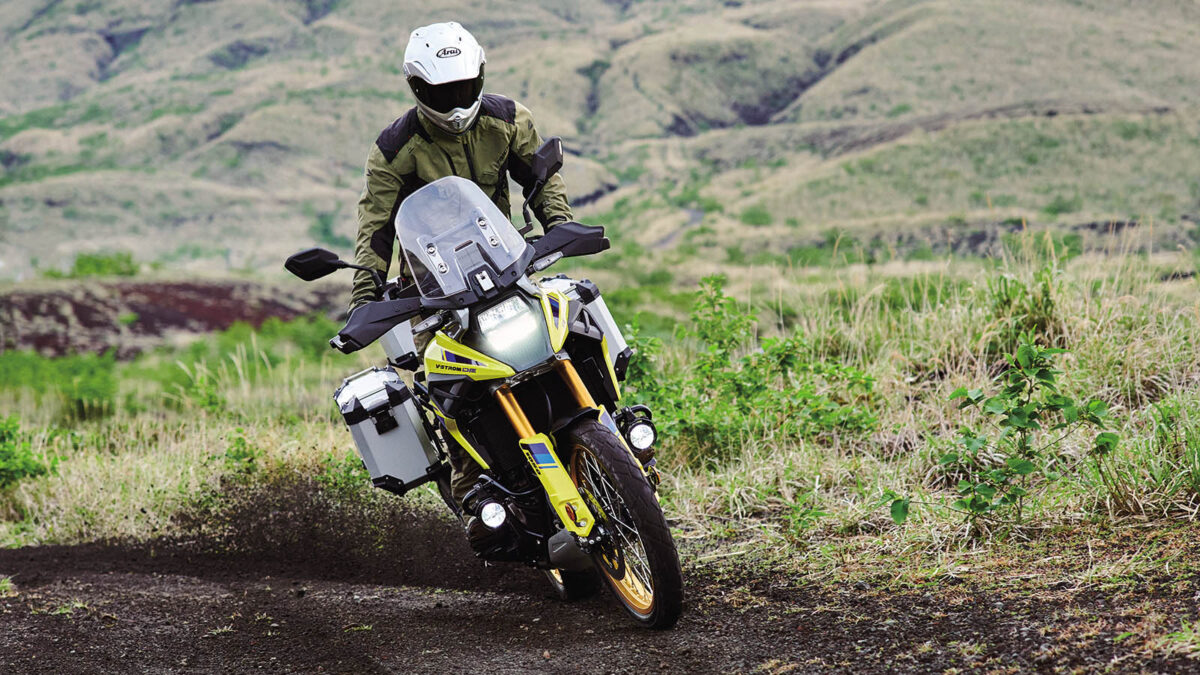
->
[547,528,593,571]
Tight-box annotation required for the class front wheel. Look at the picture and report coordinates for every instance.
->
[567,420,683,629]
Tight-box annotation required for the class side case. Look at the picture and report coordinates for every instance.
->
[334,367,442,495]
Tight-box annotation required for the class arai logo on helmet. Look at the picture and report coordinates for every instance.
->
[436,47,461,58]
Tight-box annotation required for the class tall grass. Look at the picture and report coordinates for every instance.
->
[0,243,1197,557]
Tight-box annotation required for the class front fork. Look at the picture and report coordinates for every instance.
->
[556,359,663,490]
[492,358,650,539]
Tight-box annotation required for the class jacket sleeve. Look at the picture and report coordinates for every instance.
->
[350,144,403,310]
[509,101,573,228]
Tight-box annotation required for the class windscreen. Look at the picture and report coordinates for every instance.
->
[396,176,530,300]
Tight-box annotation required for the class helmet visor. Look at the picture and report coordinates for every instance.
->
[409,67,485,114]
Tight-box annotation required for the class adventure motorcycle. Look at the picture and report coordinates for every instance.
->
[284,139,682,629]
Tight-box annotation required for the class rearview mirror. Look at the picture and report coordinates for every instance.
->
[520,137,565,234]
[284,247,344,281]
[531,137,563,184]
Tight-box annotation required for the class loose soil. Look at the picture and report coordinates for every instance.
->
[2,522,1197,673]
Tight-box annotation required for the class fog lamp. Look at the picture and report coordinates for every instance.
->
[627,420,657,452]
[480,501,507,529]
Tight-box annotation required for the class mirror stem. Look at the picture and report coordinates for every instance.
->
[519,179,546,235]
[339,261,384,291]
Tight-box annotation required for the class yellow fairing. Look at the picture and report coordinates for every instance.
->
[430,403,491,471]
[519,433,596,537]
[600,335,621,401]
[540,289,570,352]
[425,332,515,381]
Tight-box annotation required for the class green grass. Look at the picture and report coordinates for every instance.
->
[0,102,108,142]
[42,251,139,279]
[0,0,1198,589]
[306,204,352,250]
[0,159,119,189]
[1,241,1197,557]
[739,204,773,227]
[757,114,1200,228]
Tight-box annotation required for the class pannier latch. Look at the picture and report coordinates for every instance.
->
[370,407,398,434]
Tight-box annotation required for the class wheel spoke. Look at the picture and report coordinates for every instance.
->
[573,447,655,601]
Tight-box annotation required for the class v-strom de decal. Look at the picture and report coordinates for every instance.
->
[425,332,515,380]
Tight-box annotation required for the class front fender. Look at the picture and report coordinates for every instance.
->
[549,407,602,448]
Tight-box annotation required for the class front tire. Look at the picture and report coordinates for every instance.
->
[567,420,683,629]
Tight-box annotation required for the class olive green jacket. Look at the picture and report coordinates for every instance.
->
[350,94,573,308]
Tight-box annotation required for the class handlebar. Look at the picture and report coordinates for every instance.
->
[327,222,609,354]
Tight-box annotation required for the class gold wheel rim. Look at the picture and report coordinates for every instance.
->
[570,445,655,615]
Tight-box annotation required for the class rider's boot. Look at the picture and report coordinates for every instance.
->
[447,442,496,552]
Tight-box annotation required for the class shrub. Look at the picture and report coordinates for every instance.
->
[1002,231,1083,261]
[306,204,352,249]
[1042,194,1082,217]
[43,251,138,278]
[627,275,876,463]
[739,204,773,226]
[984,265,1062,354]
[888,337,1113,534]
[0,417,51,490]
[223,428,261,476]
[56,351,118,420]
[0,351,117,421]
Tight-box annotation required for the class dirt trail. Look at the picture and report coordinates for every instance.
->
[1,535,1196,674]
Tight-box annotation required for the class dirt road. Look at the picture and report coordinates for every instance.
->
[2,529,1196,674]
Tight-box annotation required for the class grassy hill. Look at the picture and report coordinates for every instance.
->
[4,4,1200,668]
[2,0,1198,284]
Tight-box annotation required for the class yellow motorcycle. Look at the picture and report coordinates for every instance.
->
[285,141,682,628]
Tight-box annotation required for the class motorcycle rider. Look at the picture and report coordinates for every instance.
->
[349,22,573,512]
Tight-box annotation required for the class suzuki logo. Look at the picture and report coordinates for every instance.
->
[435,47,461,58]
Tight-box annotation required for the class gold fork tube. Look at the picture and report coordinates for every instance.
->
[494,386,536,438]
[556,359,598,409]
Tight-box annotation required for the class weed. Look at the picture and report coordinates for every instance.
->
[224,428,260,476]
[51,599,91,616]
[1149,618,1200,658]
[316,451,369,497]
[890,337,1113,533]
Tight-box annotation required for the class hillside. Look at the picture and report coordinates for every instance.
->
[5,3,1200,669]
[1,0,1198,283]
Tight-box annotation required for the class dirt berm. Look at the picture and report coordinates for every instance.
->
[1,499,1195,673]
[0,279,342,358]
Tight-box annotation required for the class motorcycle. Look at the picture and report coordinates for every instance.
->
[284,138,682,629]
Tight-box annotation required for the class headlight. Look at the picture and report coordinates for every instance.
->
[477,296,528,332]
[463,293,555,372]
[627,419,657,452]
[476,295,539,344]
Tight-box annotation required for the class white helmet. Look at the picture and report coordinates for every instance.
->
[403,22,486,135]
